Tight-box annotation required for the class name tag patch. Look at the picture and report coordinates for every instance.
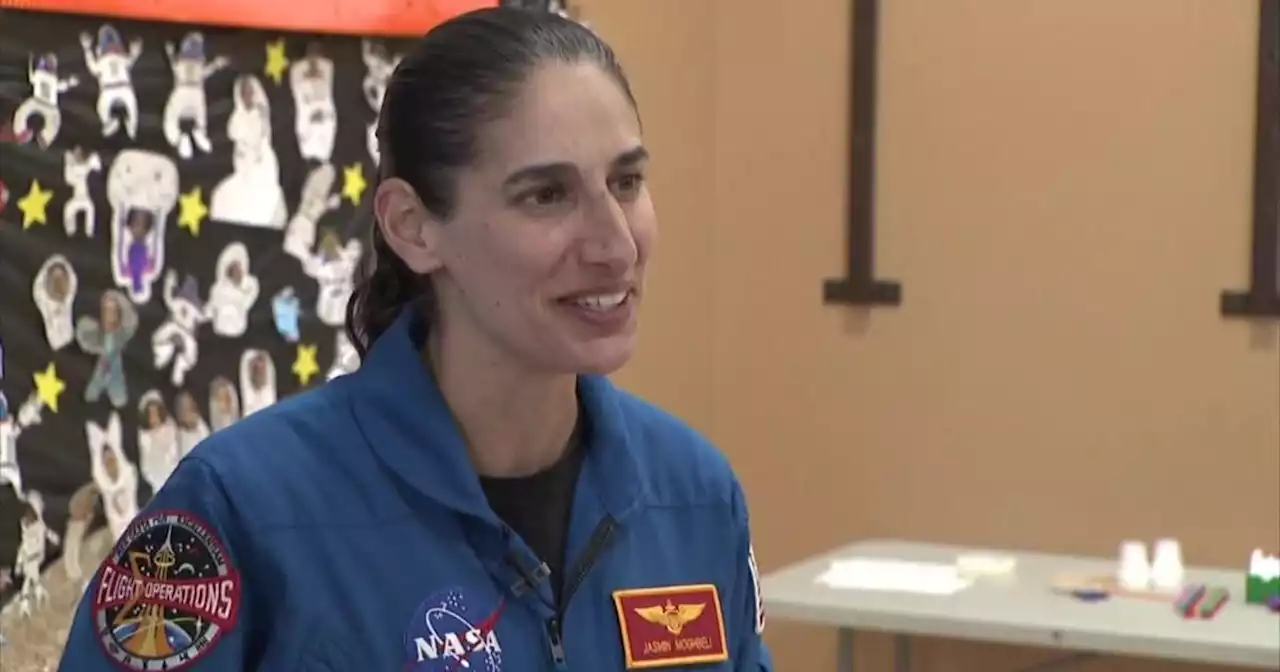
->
[613,584,728,669]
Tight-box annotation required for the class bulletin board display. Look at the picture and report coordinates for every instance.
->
[0,5,426,609]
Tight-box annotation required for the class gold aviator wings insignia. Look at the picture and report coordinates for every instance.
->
[634,601,707,635]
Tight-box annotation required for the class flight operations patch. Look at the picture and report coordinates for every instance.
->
[92,510,241,670]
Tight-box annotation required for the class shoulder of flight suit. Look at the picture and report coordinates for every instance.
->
[59,457,255,671]
[611,389,774,671]
[58,379,395,672]
[611,390,740,509]
[187,378,404,527]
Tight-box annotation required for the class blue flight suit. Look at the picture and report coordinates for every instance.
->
[59,310,774,671]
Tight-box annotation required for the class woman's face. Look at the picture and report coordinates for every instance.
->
[391,62,655,376]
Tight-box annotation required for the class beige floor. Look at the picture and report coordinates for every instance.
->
[0,531,110,672]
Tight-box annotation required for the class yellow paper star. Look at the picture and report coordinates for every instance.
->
[33,363,65,413]
[292,343,320,386]
[18,179,53,229]
[177,187,208,236]
[342,163,367,206]
[264,38,290,85]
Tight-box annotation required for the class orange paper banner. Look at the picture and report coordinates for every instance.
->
[1,0,497,36]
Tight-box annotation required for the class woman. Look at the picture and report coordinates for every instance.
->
[60,8,772,671]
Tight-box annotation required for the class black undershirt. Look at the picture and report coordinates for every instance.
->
[478,415,585,603]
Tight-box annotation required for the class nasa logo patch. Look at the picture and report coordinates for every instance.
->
[92,510,241,671]
[404,588,506,671]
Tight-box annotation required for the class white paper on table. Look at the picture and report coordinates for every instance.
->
[816,558,973,595]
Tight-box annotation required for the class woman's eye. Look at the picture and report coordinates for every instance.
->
[613,173,645,196]
[524,185,567,206]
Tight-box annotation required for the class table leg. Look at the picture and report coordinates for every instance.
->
[836,628,855,672]
[894,634,912,672]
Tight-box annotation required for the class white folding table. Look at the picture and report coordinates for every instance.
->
[761,539,1280,672]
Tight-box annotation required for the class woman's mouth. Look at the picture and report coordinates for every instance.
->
[567,291,629,311]
[557,290,636,330]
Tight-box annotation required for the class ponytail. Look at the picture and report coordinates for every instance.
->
[344,75,432,360]
[344,225,432,359]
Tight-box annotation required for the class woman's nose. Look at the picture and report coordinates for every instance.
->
[581,194,638,270]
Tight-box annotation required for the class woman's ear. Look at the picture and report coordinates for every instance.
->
[374,178,443,274]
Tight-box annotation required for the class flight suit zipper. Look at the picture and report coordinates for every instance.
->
[546,515,617,669]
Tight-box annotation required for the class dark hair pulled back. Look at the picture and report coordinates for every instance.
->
[344,6,636,358]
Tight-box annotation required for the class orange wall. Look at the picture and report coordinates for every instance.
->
[593,0,1280,670]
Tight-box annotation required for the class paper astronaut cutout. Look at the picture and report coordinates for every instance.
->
[76,290,139,409]
[86,412,138,543]
[0,395,14,498]
[174,390,210,457]
[272,287,301,342]
[164,32,229,159]
[283,163,340,260]
[79,25,143,139]
[13,491,60,617]
[209,376,240,432]
[12,53,79,148]
[291,43,338,163]
[136,390,179,493]
[152,271,207,388]
[33,255,77,351]
[63,147,102,236]
[107,149,179,304]
[210,75,288,228]
[0,392,26,500]
[63,479,100,586]
[327,330,360,381]
[205,242,260,338]
[240,349,277,417]
[303,230,363,327]
[361,39,401,165]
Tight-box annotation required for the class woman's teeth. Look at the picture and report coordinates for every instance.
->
[572,292,628,310]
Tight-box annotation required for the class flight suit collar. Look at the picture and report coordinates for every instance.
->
[349,309,643,525]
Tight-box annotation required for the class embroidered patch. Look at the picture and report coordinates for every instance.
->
[748,543,765,634]
[404,588,505,672]
[92,510,241,671]
[613,584,729,669]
